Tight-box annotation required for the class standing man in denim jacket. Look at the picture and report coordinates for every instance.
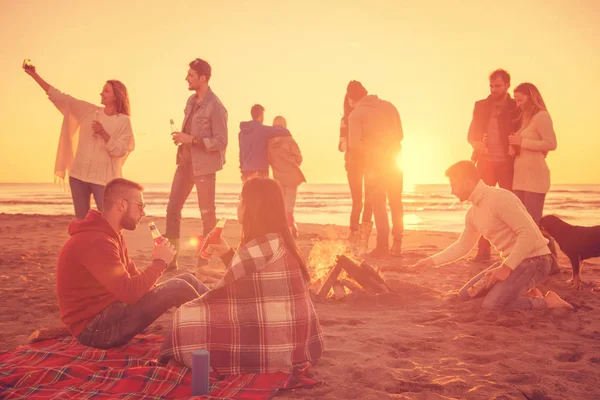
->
[166,58,228,270]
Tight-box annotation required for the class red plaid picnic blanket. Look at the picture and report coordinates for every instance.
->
[160,233,324,375]
[0,334,319,399]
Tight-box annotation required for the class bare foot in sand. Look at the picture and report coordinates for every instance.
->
[544,291,574,310]
[525,287,543,298]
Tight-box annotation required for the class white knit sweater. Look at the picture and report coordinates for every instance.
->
[513,110,557,194]
[431,181,550,269]
[47,87,135,186]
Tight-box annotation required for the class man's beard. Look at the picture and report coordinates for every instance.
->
[121,214,140,231]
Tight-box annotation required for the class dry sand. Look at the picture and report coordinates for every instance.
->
[1,213,599,399]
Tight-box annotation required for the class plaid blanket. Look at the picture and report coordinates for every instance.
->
[160,233,324,375]
[0,334,319,399]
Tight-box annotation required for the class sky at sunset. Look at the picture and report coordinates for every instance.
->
[1,0,599,186]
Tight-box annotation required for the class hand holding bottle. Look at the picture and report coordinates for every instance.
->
[152,239,176,265]
[205,236,232,258]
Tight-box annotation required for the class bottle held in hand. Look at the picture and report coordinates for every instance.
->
[148,222,165,245]
[198,218,227,259]
[467,278,488,298]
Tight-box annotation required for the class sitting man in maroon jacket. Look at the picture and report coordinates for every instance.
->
[56,178,209,349]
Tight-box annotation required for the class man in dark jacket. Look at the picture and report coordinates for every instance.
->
[239,104,290,181]
[467,69,518,262]
[347,81,404,257]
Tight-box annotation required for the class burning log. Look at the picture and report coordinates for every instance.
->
[340,278,363,293]
[316,261,343,298]
[315,254,389,298]
[332,281,347,299]
[335,255,388,294]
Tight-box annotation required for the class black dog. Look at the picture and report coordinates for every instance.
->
[540,215,600,289]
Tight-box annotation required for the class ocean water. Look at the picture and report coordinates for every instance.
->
[1,183,599,233]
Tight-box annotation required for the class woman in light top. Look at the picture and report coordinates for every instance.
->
[23,62,135,219]
[508,83,557,224]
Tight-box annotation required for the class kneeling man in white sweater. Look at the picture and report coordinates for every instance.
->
[414,160,573,311]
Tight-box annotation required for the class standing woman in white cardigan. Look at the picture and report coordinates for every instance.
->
[23,63,135,219]
[508,83,557,225]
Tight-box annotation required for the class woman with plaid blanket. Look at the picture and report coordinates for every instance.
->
[159,178,324,374]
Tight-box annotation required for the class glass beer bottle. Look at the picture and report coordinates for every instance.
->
[198,218,227,259]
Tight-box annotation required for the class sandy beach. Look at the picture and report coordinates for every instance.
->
[1,213,599,399]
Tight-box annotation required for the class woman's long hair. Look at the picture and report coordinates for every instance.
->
[239,177,311,282]
[514,82,547,128]
[107,80,131,116]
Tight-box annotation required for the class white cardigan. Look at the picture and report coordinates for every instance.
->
[513,110,557,194]
[47,87,135,186]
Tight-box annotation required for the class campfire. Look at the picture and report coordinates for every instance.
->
[308,240,389,299]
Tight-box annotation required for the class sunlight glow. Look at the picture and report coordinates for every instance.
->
[397,137,445,191]
[188,237,200,248]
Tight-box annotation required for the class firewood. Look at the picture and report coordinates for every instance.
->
[340,279,363,293]
[336,255,386,293]
[316,262,343,298]
[332,281,347,299]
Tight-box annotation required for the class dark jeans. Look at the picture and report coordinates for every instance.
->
[346,161,372,232]
[365,163,404,248]
[69,177,105,220]
[514,190,546,225]
[241,169,269,182]
[166,162,217,237]
[457,255,551,310]
[476,159,513,254]
[77,274,209,349]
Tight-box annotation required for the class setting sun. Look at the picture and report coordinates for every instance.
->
[397,136,446,191]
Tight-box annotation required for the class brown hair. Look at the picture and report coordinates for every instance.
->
[489,69,511,85]
[103,178,144,210]
[250,104,265,120]
[445,160,480,183]
[239,177,310,282]
[189,58,212,82]
[514,82,548,128]
[273,115,287,128]
[346,80,368,102]
[106,80,131,116]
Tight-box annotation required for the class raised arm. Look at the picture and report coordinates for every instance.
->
[23,64,51,92]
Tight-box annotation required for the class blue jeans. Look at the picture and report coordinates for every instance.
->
[69,177,105,219]
[166,162,217,237]
[365,162,404,248]
[77,274,209,349]
[457,255,552,310]
[346,159,372,232]
[513,190,546,225]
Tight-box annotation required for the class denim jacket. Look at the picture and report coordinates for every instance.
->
[179,88,228,176]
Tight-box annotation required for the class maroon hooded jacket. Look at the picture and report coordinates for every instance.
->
[56,210,166,336]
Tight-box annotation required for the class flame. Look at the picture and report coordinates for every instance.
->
[307,239,361,285]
